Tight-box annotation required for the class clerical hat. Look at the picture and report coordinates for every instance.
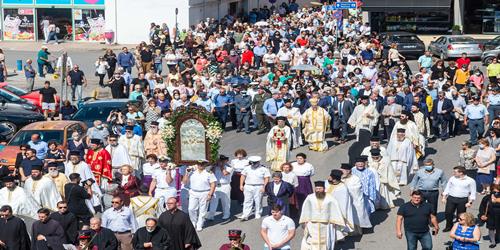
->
[47,162,58,168]
[69,151,80,157]
[151,121,159,126]
[219,155,229,161]
[401,110,412,117]
[276,116,287,121]
[228,229,242,239]
[90,138,102,145]
[370,148,381,156]
[158,156,171,163]
[125,125,134,131]
[31,164,43,172]
[396,128,406,133]
[355,156,366,163]
[2,176,15,183]
[78,230,92,240]
[330,169,343,181]
[340,163,352,170]
[314,181,325,188]
[359,95,369,100]
[370,136,380,142]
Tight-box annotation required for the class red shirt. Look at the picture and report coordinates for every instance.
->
[296,37,308,47]
[456,57,471,69]
[241,50,254,65]
[86,148,112,185]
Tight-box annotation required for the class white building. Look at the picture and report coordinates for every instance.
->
[105,0,311,44]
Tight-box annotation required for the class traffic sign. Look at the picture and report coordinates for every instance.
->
[335,2,357,9]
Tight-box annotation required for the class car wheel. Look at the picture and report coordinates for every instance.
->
[484,57,494,65]
[1,122,17,134]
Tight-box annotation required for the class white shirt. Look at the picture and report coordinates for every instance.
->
[230,158,249,173]
[152,168,176,189]
[282,172,299,187]
[291,162,315,177]
[188,170,216,191]
[273,182,281,196]
[242,165,271,185]
[261,215,295,249]
[142,162,160,176]
[121,175,130,186]
[213,164,233,185]
[443,176,476,201]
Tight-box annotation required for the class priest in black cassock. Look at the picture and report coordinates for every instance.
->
[49,201,78,244]
[159,197,201,250]
[0,205,30,250]
[89,217,118,250]
[31,208,65,250]
[132,217,170,249]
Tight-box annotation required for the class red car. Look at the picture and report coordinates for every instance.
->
[0,82,60,110]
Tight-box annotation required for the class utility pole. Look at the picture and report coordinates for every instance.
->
[175,8,179,40]
[59,52,67,118]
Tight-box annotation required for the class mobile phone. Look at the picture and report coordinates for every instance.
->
[432,230,436,235]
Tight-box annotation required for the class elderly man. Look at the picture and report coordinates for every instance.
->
[89,217,118,249]
[277,98,302,148]
[239,156,271,221]
[24,164,62,211]
[382,96,403,138]
[144,121,167,156]
[132,218,170,249]
[332,92,354,143]
[389,110,425,159]
[28,133,48,160]
[369,149,400,209]
[266,116,292,171]
[119,125,145,172]
[361,136,388,163]
[348,95,380,141]
[301,98,331,152]
[0,176,39,219]
[387,128,418,185]
[105,134,132,175]
[86,120,110,146]
[45,162,69,200]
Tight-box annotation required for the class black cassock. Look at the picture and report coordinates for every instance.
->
[348,129,372,165]
[31,218,65,250]
[49,211,78,244]
[132,227,170,249]
[90,227,118,250]
[0,216,30,250]
[158,209,202,250]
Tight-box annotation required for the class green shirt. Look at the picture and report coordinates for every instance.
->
[487,63,500,77]
[323,57,335,68]
[37,50,48,65]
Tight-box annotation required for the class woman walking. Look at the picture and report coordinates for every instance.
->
[479,184,500,248]
[449,212,480,250]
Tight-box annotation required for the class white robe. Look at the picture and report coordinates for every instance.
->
[119,135,145,171]
[130,195,165,227]
[105,144,132,169]
[389,120,425,159]
[368,158,400,209]
[347,104,379,140]
[342,174,372,229]
[277,106,303,148]
[24,176,62,211]
[387,138,418,185]
[325,181,356,238]
[0,186,39,219]
[266,125,292,172]
[360,146,388,164]
[300,194,348,250]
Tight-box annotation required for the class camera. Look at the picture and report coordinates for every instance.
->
[81,178,95,187]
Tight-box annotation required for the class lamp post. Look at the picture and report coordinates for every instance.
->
[175,8,178,40]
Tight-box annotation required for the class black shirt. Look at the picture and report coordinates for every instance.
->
[20,158,44,176]
[64,182,91,217]
[140,50,153,63]
[39,87,57,103]
[445,66,457,80]
[397,201,433,233]
[68,70,85,85]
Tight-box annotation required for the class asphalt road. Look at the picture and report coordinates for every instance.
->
[3,49,492,249]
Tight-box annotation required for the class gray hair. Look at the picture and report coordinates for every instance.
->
[272,171,283,179]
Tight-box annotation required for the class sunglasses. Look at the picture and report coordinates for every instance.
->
[58,206,67,209]
[109,139,117,141]
[111,201,121,204]
[458,217,464,221]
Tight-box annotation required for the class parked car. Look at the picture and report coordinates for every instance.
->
[0,123,14,142]
[0,88,39,112]
[482,35,500,51]
[0,121,87,168]
[0,101,45,133]
[0,82,60,111]
[71,99,140,128]
[481,46,500,65]
[380,32,426,58]
[428,35,483,60]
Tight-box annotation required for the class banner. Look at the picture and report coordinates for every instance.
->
[74,9,105,41]
[74,0,104,5]
[35,0,71,4]
[3,8,35,40]
[2,0,33,4]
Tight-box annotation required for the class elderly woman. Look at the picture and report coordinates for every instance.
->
[475,138,497,194]
[113,164,140,206]
[459,141,477,180]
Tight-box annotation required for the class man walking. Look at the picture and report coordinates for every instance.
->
[0,205,31,250]
[409,159,447,214]
[239,156,271,221]
[442,166,476,232]
[260,204,296,250]
[464,95,489,145]
[431,91,454,141]
[118,47,135,74]
[66,65,87,102]
[39,81,57,120]
[31,208,65,250]
[396,191,439,250]
[101,196,138,250]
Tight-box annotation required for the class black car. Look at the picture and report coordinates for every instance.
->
[380,32,426,58]
[71,99,140,128]
[0,123,14,142]
[0,88,38,112]
[0,101,46,132]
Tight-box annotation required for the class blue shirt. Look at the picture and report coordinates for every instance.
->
[263,98,284,116]
[28,140,48,160]
[418,55,433,69]
[253,46,267,57]
[464,104,488,120]
[360,50,374,61]
[117,52,135,67]
[410,168,447,191]
[24,64,35,78]
[120,125,143,137]
[488,94,500,106]
[101,206,138,233]
[195,98,214,112]
[213,94,233,108]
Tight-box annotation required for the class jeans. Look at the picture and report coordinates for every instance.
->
[122,65,132,74]
[488,105,500,124]
[46,31,58,43]
[445,196,468,229]
[71,84,83,101]
[215,107,229,130]
[468,118,485,145]
[405,231,432,250]
[154,63,162,75]
[38,62,54,77]
[97,73,106,86]
[237,112,250,132]
[254,55,263,68]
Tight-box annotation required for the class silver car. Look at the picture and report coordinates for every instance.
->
[428,36,483,60]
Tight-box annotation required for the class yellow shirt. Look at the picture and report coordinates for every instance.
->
[455,69,469,85]
[487,63,500,77]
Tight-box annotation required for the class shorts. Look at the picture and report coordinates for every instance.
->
[42,102,56,110]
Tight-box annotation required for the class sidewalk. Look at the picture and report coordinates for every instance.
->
[0,41,135,52]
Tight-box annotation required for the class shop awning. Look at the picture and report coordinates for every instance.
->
[362,0,452,12]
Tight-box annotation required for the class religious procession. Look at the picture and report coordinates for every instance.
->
[0,0,500,250]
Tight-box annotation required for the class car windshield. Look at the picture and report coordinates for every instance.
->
[449,37,476,43]
[72,105,121,121]
[2,85,28,96]
[392,35,419,43]
[8,130,64,146]
[0,89,25,102]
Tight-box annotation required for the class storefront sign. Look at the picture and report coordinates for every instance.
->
[2,0,33,4]
[335,2,357,9]
[73,9,105,41]
[35,0,71,4]
[73,0,104,5]
[3,8,35,40]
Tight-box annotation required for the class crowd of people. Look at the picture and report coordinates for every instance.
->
[1,0,500,249]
